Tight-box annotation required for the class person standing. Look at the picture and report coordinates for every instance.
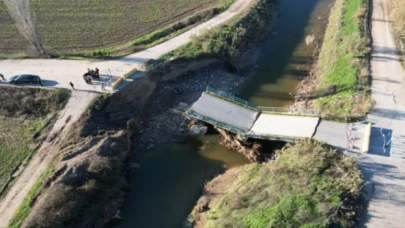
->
[69,82,75,90]
[0,74,5,81]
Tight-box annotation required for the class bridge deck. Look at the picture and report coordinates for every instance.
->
[185,90,321,141]
[250,114,319,138]
[189,93,259,131]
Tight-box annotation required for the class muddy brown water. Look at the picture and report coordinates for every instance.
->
[117,0,334,227]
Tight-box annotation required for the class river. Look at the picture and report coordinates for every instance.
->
[117,0,334,227]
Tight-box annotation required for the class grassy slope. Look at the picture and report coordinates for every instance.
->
[314,0,372,121]
[202,141,363,228]
[0,118,45,195]
[162,0,272,66]
[0,87,69,197]
[8,166,54,228]
[0,0,225,58]
[388,0,405,65]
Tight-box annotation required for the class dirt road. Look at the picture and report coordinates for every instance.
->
[0,91,97,227]
[0,0,252,93]
[357,0,405,227]
[0,0,254,226]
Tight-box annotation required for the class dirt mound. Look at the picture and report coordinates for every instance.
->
[0,87,69,117]
[23,131,130,228]
[105,77,157,113]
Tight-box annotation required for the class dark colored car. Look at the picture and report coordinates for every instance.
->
[8,74,42,86]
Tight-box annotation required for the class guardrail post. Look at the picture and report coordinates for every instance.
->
[362,122,372,153]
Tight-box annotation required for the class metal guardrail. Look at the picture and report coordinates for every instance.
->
[259,106,321,116]
[205,87,260,112]
[180,109,311,141]
[186,110,248,135]
[174,88,322,141]
[244,132,307,142]
[204,87,320,117]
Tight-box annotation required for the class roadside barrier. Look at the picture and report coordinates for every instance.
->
[122,68,138,79]
[111,77,124,90]
[111,68,137,90]
[362,122,372,153]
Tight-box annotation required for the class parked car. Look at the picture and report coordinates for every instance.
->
[8,74,42,86]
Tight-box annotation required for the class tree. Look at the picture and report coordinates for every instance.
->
[3,0,47,57]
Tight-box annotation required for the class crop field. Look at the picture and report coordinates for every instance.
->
[0,118,45,196]
[0,87,69,197]
[0,0,222,56]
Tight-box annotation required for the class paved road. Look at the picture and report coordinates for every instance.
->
[0,0,254,226]
[0,0,251,93]
[357,0,405,227]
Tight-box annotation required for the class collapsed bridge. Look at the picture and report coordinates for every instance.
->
[175,87,322,142]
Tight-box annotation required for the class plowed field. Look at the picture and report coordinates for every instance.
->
[0,0,220,56]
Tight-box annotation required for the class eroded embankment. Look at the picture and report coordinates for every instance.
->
[294,0,372,121]
[187,141,364,228]
[214,128,284,162]
[12,0,285,226]
[14,57,250,227]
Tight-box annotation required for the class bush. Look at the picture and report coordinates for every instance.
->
[163,0,274,68]
[204,141,363,228]
[0,87,70,117]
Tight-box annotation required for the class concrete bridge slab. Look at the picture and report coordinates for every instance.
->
[250,114,319,138]
[189,93,259,130]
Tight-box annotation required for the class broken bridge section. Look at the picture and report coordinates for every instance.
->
[183,88,321,141]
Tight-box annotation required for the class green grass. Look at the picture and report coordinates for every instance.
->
[205,141,362,228]
[0,118,47,196]
[8,165,54,228]
[314,0,372,121]
[0,87,70,197]
[0,0,224,58]
[202,141,363,228]
[161,0,273,67]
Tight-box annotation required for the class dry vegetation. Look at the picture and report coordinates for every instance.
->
[0,0,226,57]
[388,0,405,65]
[163,0,274,69]
[22,130,131,228]
[0,87,69,198]
[0,87,69,117]
[191,141,363,228]
[14,78,157,227]
[303,0,373,121]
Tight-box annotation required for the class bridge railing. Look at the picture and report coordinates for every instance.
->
[244,131,308,142]
[186,110,248,135]
[205,87,259,112]
[259,106,321,116]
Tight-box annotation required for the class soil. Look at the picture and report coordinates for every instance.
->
[186,167,243,228]
[292,40,323,110]
[216,128,284,162]
[133,61,251,154]
[0,91,97,228]
[0,0,260,225]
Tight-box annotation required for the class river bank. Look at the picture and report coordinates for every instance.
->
[6,0,346,226]
[188,141,364,228]
[185,0,374,226]
[5,0,272,226]
[294,0,373,121]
